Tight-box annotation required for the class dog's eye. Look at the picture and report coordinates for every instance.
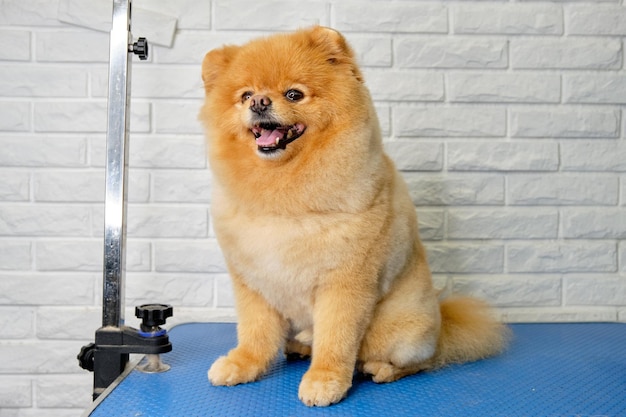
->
[285,89,304,102]
[241,91,253,103]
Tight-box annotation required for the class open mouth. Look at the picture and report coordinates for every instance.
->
[251,123,306,153]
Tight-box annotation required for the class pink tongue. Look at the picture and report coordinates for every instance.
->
[256,129,282,146]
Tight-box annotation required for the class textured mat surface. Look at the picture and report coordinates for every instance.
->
[87,322,626,417]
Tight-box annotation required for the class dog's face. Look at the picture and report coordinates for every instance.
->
[200,26,365,162]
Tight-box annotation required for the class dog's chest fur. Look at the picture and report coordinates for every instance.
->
[212,196,363,331]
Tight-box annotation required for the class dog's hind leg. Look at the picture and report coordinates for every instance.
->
[358,253,441,383]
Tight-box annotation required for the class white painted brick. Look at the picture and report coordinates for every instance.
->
[35,30,109,62]
[90,134,205,169]
[155,32,258,65]
[0,102,30,131]
[364,71,443,102]
[126,273,214,307]
[417,210,444,241]
[0,408,85,417]
[165,306,237,328]
[36,375,92,408]
[93,204,208,240]
[34,102,150,133]
[143,0,211,30]
[510,108,620,138]
[396,38,508,69]
[384,141,443,172]
[0,341,87,373]
[36,240,102,272]
[448,141,559,172]
[621,242,626,273]
[130,5,178,48]
[89,67,111,97]
[0,307,34,339]
[153,101,205,134]
[511,38,622,69]
[453,4,563,35]
[216,274,235,308]
[566,5,626,35]
[127,135,207,168]
[0,31,31,61]
[403,174,504,206]
[0,273,95,305]
[344,36,392,67]
[154,240,226,273]
[154,32,207,64]
[33,169,149,203]
[395,106,505,137]
[562,208,626,239]
[0,171,29,201]
[0,66,87,97]
[501,307,617,324]
[0,378,31,407]
[36,307,100,340]
[214,0,328,30]
[453,275,562,307]
[508,174,618,206]
[0,136,86,167]
[426,243,504,273]
[0,241,32,271]
[153,170,211,203]
[448,209,558,239]
[335,3,447,33]
[127,206,208,238]
[0,205,91,236]
[131,67,203,99]
[564,75,626,104]
[57,0,178,47]
[565,275,626,306]
[127,241,152,272]
[34,171,102,202]
[164,307,237,327]
[448,73,560,103]
[0,0,61,26]
[507,242,617,273]
[561,141,626,172]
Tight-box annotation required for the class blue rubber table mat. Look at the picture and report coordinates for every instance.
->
[88,322,626,417]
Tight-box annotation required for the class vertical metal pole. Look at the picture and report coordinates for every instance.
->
[77,1,169,400]
[103,0,132,328]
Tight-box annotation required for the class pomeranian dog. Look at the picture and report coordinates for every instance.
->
[199,26,508,407]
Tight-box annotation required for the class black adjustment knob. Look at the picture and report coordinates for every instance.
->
[135,304,173,328]
[77,342,96,372]
[132,37,149,60]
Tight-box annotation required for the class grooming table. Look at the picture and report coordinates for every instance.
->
[85,322,626,417]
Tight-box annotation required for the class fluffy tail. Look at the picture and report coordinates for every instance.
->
[430,296,510,369]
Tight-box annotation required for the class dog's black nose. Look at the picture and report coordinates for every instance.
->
[250,95,272,114]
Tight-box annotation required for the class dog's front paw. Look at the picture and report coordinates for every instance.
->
[207,354,262,386]
[298,368,351,407]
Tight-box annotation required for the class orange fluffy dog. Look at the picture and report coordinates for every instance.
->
[200,26,508,407]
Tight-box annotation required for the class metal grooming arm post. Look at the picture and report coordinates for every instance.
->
[103,0,134,333]
[78,0,172,400]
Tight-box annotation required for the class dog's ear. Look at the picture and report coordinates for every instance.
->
[202,45,240,94]
[307,26,364,83]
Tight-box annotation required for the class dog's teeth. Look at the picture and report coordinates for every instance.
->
[275,137,280,145]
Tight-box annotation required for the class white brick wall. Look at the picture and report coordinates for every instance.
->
[1,0,625,414]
